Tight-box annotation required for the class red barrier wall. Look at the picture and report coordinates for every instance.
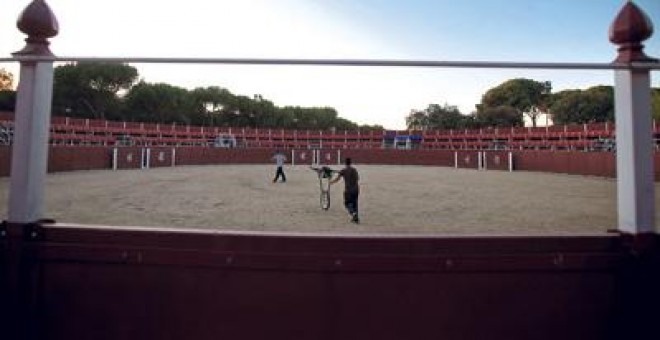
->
[48,146,112,173]
[293,149,313,165]
[455,150,479,169]
[0,146,10,176]
[115,147,144,170]
[4,224,655,340]
[340,149,455,166]
[484,151,510,171]
[0,146,658,181]
[513,151,617,178]
[174,147,276,166]
[148,147,174,168]
[319,149,341,165]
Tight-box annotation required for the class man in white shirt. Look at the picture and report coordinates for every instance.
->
[271,150,287,183]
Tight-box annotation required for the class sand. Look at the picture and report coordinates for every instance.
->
[1,164,658,234]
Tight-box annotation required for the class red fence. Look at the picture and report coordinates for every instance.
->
[48,146,112,173]
[1,146,659,180]
[513,151,617,178]
[2,223,657,340]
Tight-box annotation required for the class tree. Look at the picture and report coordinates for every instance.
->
[52,62,138,119]
[549,86,613,124]
[475,105,523,127]
[190,86,235,126]
[405,103,470,130]
[0,91,16,111]
[405,110,429,130]
[480,78,551,127]
[122,82,196,124]
[0,68,14,90]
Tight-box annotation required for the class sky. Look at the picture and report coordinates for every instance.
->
[1,0,659,130]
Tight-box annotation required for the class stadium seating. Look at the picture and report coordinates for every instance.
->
[0,111,654,151]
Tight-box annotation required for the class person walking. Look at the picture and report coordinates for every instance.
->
[330,157,360,223]
[271,150,287,183]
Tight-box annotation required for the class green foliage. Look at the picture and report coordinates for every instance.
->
[549,86,613,124]
[0,90,16,111]
[122,82,198,124]
[48,62,361,130]
[405,103,470,130]
[652,88,660,122]
[480,78,551,127]
[475,105,523,127]
[52,62,138,119]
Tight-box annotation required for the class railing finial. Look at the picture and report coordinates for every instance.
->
[14,0,59,56]
[608,1,657,63]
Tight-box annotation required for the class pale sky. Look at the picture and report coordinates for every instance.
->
[1,0,659,129]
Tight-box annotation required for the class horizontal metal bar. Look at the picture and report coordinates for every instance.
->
[1,56,659,70]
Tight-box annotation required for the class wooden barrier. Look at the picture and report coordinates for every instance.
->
[0,146,659,180]
[2,222,658,340]
[48,146,112,173]
[455,150,480,169]
[114,147,144,170]
[0,147,10,177]
[513,151,617,178]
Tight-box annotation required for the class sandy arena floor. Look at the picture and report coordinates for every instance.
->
[1,165,658,234]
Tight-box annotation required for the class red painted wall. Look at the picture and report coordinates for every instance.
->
[513,151,616,178]
[115,147,143,170]
[0,146,658,181]
[0,146,10,176]
[341,149,455,167]
[5,225,650,340]
[48,146,112,173]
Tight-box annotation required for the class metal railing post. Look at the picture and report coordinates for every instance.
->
[7,0,59,224]
[610,2,658,235]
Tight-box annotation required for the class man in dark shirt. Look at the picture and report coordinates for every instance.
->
[330,157,360,223]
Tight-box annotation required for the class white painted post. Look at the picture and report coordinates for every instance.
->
[171,148,176,167]
[337,149,341,166]
[7,1,59,223]
[482,152,488,170]
[454,151,458,169]
[614,70,655,234]
[8,62,54,223]
[609,2,657,234]
[112,148,118,170]
[291,149,295,167]
[508,152,513,172]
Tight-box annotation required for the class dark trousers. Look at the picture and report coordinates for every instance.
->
[343,191,359,215]
[273,166,286,182]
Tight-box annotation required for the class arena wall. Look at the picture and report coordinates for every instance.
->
[3,223,657,340]
[0,146,659,180]
[48,146,112,173]
[512,151,617,178]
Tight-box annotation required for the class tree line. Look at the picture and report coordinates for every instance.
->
[406,78,660,130]
[2,65,659,131]
[0,64,381,131]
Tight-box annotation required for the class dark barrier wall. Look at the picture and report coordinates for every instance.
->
[4,224,656,340]
[484,151,510,171]
[174,147,275,166]
[115,147,144,170]
[148,147,174,168]
[0,146,9,176]
[0,146,659,180]
[513,151,617,178]
[0,146,111,175]
[456,150,480,169]
[48,146,112,173]
[340,149,455,166]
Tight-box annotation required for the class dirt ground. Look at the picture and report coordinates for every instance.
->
[1,164,658,234]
